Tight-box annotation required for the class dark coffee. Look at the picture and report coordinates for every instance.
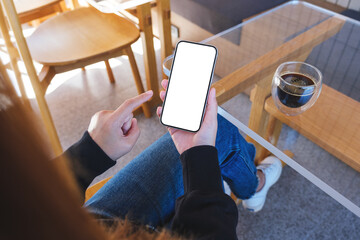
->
[277,73,315,108]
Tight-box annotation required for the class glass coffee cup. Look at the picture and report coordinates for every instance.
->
[271,62,322,116]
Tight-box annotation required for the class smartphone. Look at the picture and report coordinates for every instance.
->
[160,41,218,132]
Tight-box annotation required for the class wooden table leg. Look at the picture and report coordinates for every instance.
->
[258,114,283,161]
[156,0,173,79]
[137,2,161,107]
[247,50,313,165]
[259,111,295,167]
[246,74,273,165]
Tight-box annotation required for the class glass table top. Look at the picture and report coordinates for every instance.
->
[199,1,360,218]
[154,0,360,221]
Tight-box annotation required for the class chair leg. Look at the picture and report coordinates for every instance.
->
[0,5,29,107]
[104,60,115,83]
[59,1,67,12]
[125,47,152,118]
[39,66,56,95]
[1,0,62,156]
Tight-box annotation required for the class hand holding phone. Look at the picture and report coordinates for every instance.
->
[157,79,218,155]
[160,41,218,132]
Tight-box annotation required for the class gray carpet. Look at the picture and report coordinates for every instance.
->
[221,91,360,239]
[237,166,360,240]
[27,37,360,238]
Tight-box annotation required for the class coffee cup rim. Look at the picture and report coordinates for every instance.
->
[276,61,322,89]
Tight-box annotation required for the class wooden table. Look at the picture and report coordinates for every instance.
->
[200,1,360,217]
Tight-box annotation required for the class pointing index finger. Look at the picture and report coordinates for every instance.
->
[112,90,153,121]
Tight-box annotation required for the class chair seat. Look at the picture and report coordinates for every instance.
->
[27,7,140,66]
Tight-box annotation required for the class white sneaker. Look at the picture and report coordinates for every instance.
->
[242,156,282,212]
[223,180,231,196]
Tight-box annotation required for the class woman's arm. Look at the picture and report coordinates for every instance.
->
[157,80,238,239]
[62,131,116,193]
[172,146,238,240]
[60,91,153,193]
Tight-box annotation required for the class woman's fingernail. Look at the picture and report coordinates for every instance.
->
[146,90,153,95]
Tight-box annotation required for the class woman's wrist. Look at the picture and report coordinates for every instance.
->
[179,145,222,193]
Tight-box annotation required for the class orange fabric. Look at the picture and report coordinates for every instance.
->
[85,176,112,202]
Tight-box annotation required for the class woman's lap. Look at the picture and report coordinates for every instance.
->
[85,114,258,227]
[85,132,182,226]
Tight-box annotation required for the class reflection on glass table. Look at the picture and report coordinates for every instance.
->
[165,1,360,218]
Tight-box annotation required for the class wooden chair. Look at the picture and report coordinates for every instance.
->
[1,0,160,155]
[0,0,66,107]
[26,6,152,118]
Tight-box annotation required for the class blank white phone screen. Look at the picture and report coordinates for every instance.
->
[161,41,217,132]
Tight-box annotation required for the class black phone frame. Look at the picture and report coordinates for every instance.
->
[160,40,218,132]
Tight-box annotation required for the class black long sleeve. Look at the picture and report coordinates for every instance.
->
[61,131,116,194]
[172,146,238,240]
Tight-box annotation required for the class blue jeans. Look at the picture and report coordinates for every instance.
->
[85,114,258,227]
